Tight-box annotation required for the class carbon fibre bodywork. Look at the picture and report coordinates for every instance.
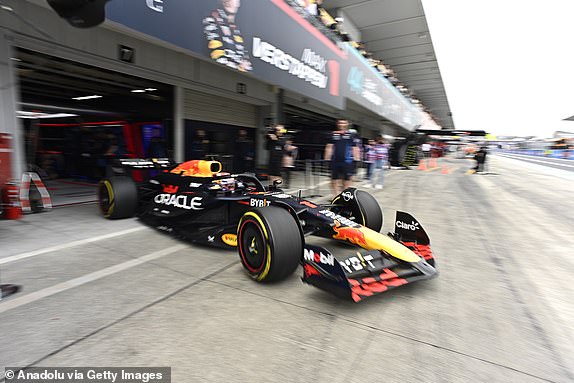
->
[101,158,437,301]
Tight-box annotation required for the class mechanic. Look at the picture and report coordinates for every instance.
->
[282,137,298,189]
[324,119,361,196]
[266,124,287,185]
[234,129,254,173]
[203,0,252,72]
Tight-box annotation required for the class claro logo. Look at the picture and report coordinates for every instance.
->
[146,0,164,13]
[396,221,419,231]
[154,194,203,210]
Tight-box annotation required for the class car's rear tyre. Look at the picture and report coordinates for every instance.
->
[237,207,302,282]
[332,189,383,232]
[98,177,137,219]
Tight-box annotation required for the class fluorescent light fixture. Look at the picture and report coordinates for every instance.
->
[10,57,22,62]
[145,88,157,91]
[418,32,428,39]
[131,89,146,93]
[17,111,78,119]
[72,95,102,100]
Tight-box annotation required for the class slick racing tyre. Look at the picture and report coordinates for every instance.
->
[98,177,138,219]
[237,207,302,282]
[332,189,383,232]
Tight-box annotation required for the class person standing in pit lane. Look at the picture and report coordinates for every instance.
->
[324,119,361,196]
[370,136,388,190]
[266,125,286,185]
[203,0,252,72]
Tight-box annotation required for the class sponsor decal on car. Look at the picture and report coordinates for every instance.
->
[342,191,353,201]
[154,194,203,210]
[221,233,238,246]
[319,210,360,228]
[332,223,368,247]
[339,253,375,273]
[162,184,179,193]
[303,248,335,266]
[396,220,420,231]
[250,198,270,207]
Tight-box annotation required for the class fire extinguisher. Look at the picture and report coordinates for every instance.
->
[1,180,22,220]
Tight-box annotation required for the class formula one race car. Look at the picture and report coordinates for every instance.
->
[98,159,437,302]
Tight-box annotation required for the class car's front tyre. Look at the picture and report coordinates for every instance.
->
[237,207,302,282]
[331,188,383,232]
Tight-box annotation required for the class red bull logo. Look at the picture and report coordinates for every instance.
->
[332,221,368,248]
[170,160,221,177]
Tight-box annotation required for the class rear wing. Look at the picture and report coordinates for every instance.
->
[106,158,176,178]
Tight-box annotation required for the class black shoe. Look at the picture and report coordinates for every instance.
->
[0,284,21,299]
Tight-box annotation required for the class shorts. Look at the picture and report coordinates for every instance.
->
[331,162,353,180]
[268,159,282,177]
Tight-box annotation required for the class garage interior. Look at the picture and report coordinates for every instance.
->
[13,48,174,206]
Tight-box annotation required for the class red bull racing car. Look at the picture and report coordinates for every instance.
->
[98,159,437,302]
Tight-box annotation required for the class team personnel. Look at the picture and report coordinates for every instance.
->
[324,119,360,196]
[266,125,286,185]
[203,0,252,72]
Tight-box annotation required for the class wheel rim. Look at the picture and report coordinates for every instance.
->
[98,182,113,216]
[239,219,266,273]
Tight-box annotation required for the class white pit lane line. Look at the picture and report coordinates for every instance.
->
[0,227,147,266]
[0,244,187,314]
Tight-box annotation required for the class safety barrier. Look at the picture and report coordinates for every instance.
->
[501,149,574,159]
[20,172,52,213]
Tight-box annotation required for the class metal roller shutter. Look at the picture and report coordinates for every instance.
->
[183,89,257,128]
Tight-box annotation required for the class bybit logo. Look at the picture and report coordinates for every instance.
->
[146,0,164,13]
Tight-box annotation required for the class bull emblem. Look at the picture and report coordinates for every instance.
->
[332,220,368,248]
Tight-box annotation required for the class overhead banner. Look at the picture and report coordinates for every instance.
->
[107,0,345,109]
[107,0,423,129]
[342,44,423,129]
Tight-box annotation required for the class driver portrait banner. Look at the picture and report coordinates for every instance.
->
[106,0,346,109]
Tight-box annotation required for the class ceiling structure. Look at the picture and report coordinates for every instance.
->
[325,0,455,130]
[14,48,173,120]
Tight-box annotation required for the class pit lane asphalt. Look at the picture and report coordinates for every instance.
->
[1,155,573,383]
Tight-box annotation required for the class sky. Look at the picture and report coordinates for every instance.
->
[421,0,574,138]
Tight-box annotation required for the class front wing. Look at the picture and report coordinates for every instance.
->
[302,212,437,302]
[302,244,436,302]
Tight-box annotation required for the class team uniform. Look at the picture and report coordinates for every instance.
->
[267,137,285,177]
[329,131,358,180]
[203,9,251,72]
